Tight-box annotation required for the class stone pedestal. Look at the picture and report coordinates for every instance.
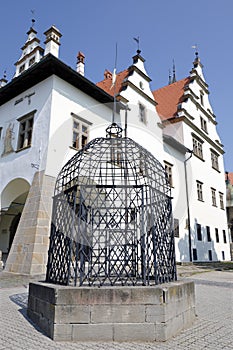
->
[27,280,195,342]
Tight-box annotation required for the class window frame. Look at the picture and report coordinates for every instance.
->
[19,64,25,73]
[164,161,174,187]
[208,250,212,261]
[138,103,147,124]
[215,228,219,243]
[196,180,204,201]
[200,116,208,133]
[193,248,198,261]
[223,230,227,244]
[192,134,204,160]
[200,91,204,106]
[210,149,220,171]
[219,192,224,210]
[17,110,36,151]
[206,226,211,242]
[211,187,217,207]
[196,223,202,241]
[71,114,91,151]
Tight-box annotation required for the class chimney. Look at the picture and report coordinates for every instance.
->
[44,26,62,58]
[104,69,112,79]
[77,51,85,76]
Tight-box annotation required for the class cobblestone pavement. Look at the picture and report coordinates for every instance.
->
[0,266,232,350]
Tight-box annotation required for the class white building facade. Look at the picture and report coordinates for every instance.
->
[0,25,231,275]
[0,25,120,274]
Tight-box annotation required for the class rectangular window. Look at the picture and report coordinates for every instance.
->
[174,218,179,238]
[211,188,217,207]
[196,223,202,241]
[196,181,204,201]
[208,250,212,261]
[17,111,35,150]
[215,228,219,243]
[200,91,204,106]
[223,230,227,244]
[29,56,35,66]
[164,161,173,187]
[139,103,146,124]
[193,136,204,159]
[19,64,25,73]
[193,248,197,261]
[200,116,207,133]
[72,115,90,150]
[210,150,219,171]
[219,192,224,210]
[222,251,225,261]
[206,226,211,242]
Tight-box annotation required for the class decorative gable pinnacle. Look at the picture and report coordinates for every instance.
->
[14,23,44,78]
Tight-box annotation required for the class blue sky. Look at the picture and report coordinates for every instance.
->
[0,0,232,169]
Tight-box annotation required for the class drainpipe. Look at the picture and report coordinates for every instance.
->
[184,149,193,262]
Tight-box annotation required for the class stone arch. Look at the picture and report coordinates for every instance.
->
[0,178,30,259]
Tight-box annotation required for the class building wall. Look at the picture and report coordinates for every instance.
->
[182,121,230,261]
[163,140,189,262]
[45,76,116,178]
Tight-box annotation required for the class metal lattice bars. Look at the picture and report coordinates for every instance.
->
[46,123,176,286]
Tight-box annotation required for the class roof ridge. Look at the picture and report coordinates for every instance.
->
[153,76,190,93]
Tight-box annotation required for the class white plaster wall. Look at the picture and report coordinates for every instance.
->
[183,122,230,261]
[163,141,189,262]
[45,76,119,177]
[0,78,53,205]
[120,94,164,163]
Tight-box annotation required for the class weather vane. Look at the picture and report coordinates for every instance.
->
[31,9,35,27]
[133,36,140,53]
[191,44,199,58]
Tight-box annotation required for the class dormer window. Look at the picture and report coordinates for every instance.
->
[29,56,35,66]
[19,64,25,73]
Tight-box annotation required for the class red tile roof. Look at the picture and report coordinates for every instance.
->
[96,69,129,97]
[226,172,233,185]
[153,77,190,121]
[97,69,191,123]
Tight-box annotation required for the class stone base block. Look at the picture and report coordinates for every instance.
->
[27,281,195,342]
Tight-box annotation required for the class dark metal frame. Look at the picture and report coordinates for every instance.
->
[46,123,176,286]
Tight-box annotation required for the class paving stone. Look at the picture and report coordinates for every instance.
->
[0,267,232,349]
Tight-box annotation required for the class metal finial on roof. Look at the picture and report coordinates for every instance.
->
[172,59,176,83]
[106,122,123,138]
[168,69,172,85]
[192,44,199,60]
[30,9,35,28]
[133,36,141,54]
